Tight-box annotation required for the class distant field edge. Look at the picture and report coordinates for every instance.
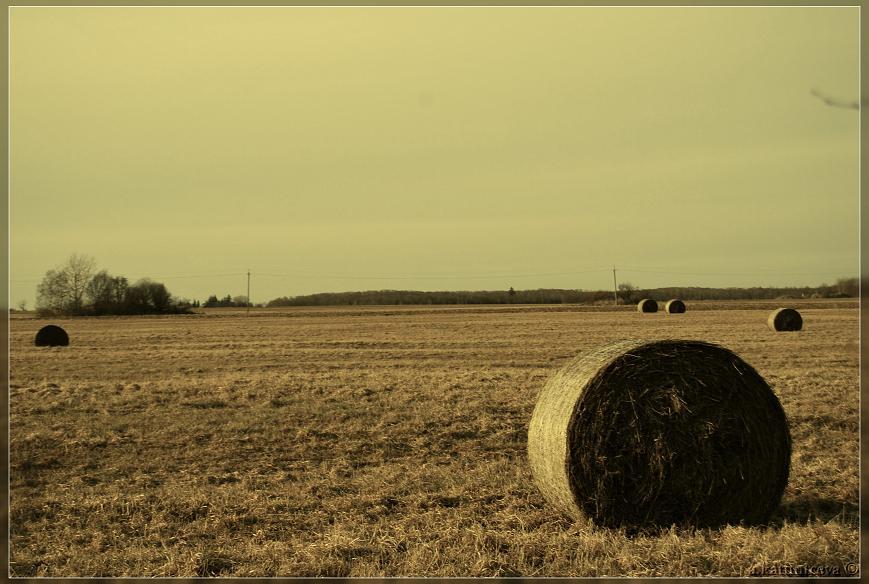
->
[9,298,857,320]
[189,298,859,318]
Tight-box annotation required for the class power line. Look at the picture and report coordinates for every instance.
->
[12,271,247,281]
[140,272,247,280]
[11,265,855,286]
[255,268,611,280]
[618,266,853,277]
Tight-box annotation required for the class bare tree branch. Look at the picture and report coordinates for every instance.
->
[810,88,860,110]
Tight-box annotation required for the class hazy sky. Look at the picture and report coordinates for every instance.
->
[10,6,859,306]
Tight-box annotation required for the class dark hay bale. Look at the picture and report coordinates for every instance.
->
[665,299,686,314]
[34,325,69,347]
[637,299,658,313]
[527,339,791,529]
[768,308,802,332]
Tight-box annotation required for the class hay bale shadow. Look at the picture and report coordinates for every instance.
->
[772,496,858,526]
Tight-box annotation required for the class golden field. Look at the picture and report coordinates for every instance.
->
[8,300,860,577]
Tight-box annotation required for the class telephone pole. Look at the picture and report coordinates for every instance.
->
[612,266,618,306]
[246,269,251,316]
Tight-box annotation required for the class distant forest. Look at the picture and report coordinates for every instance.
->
[266,278,859,307]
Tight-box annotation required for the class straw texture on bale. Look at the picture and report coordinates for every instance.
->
[637,299,658,313]
[35,325,69,347]
[665,299,686,314]
[527,339,791,529]
[768,308,802,332]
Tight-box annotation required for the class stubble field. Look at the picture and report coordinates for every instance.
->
[8,300,860,577]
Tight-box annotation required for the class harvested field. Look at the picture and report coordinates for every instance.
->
[8,300,860,577]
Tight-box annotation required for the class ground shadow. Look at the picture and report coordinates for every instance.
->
[601,496,859,538]
[769,495,858,526]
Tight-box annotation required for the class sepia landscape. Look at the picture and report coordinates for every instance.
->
[8,4,860,579]
[9,300,859,577]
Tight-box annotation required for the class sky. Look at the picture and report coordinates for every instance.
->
[9,6,860,307]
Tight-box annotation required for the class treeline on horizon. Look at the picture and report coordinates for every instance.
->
[266,278,859,307]
[25,254,858,314]
[33,254,195,317]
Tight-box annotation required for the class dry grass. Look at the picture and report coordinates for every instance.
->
[8,300,859,577]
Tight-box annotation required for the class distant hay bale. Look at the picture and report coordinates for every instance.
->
[665,299,686,314]
[637,299,658,313]
[35,325,69,347]
[527,339,791,529]
[768,308,802,332]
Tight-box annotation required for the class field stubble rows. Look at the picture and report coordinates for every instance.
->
[9,303,860,576]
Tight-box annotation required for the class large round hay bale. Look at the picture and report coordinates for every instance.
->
[527,339,791,529]
[665,299,686,314]
[637,299,658,313]
[35,325,69,347]
[768,308,802,332]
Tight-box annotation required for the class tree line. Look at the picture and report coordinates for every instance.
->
[266,288,601,307]
[29,255,858,314]
[35,254,194,316]
[203,294,251,308]
[266,278,858,307]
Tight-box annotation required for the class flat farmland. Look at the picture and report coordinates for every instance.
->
[8,301,860,577]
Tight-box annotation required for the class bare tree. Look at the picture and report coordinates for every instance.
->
[112,276,129,306]
[811,88,861,110]
[36,268,72,315]
[36,254,97,315]
[66,254,97,312]
[87,270,119,314]
[617,282,638,304]
[145,280,172,312]
[835,277,858,297]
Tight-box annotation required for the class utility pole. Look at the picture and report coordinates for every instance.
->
[247,269,251,316]
[612,266,618,306]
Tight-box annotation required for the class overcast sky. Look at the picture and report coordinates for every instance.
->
[10,6,859,306]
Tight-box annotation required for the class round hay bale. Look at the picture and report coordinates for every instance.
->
[527,339,791,529]
[768,308,802,332]
[637,299,658,313]
[665,299,686,314]
[35,325,69,347]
